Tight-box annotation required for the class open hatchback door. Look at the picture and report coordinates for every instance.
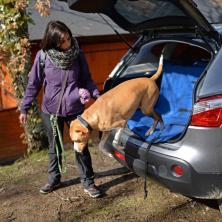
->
[65,0,222,41]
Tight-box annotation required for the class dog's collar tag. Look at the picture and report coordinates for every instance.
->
[77,115,93,131]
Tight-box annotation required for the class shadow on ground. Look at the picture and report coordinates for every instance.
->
[60,166,135,193]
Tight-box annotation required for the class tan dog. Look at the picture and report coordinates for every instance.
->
[70,54,164,152]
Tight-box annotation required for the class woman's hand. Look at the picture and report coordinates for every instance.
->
[79,88,91,104]
[92,89,100,100]
[19,113,27,125]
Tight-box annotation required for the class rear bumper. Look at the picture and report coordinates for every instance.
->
[103,129,222,199]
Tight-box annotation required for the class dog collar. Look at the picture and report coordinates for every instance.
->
[77,115,93,131]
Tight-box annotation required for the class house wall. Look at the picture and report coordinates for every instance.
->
[0,35,135,164]
[0,65,18,110]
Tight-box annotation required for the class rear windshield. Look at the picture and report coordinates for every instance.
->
[114,0,185,24]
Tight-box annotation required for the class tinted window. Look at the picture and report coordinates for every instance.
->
[114,0,185,24]
[199,47,222,97]
[193,0,222,24]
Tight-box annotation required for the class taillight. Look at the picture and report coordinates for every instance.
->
[171,165,183,177]
[113,150,125,161]
[191,96,222,127]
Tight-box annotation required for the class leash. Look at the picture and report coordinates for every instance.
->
[50,70,69,174]
[50,115,67,173]
[144,141,152,199]
[144,137,159,199]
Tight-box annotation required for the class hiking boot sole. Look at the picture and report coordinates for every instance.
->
[39,183,61,194]
[84,188,101,198]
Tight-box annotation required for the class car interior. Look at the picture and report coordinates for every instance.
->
[117,41,212,143]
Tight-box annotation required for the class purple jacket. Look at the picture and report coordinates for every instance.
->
[20,49,99,116]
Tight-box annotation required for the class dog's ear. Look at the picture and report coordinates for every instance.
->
[70,119,89,140]
[75,121,89,134]
[70,120,76,141]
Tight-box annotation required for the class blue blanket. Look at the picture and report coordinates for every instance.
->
[127,62,206,143]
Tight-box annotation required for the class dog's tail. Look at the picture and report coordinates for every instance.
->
[150,53,163,81]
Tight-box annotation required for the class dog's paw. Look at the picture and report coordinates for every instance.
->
[160,122,165,131]
[145,127,154,136]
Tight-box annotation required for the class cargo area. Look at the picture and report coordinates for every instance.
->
[123,41,211,142]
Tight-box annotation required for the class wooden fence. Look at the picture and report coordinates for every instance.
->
[0,34,135,164]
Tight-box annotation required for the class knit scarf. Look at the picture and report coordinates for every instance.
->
[47,37,79,70]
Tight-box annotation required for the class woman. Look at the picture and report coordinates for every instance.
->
[19,21,101,198]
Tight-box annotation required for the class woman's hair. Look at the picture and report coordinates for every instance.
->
[41,21,73,51]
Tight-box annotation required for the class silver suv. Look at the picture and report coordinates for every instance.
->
[67,0,222,203]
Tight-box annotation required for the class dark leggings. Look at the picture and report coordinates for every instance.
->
[41,112,94,187]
